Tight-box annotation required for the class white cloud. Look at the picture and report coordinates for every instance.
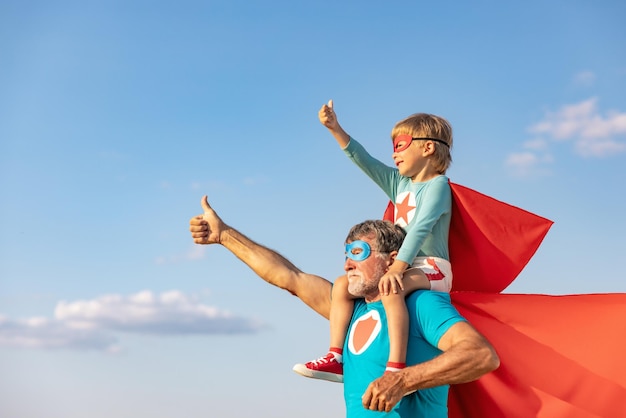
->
[509,98,626,178]
[573,70,596,87]
[186,245,206,260]
[504,151,553,178]
[55,290,264,334]
[0,316,120,352]
[528,98,626,157]
[575,136,626,157]
[522,138,549,151]
[506,152,538,168]
[0,290,265,351]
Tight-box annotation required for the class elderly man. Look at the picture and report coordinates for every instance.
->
[189,196,499,417]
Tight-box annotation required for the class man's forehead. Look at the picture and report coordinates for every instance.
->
[347,233,375,245]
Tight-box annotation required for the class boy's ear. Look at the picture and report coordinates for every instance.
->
[423,141,437,156]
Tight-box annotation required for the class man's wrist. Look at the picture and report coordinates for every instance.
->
[399,367,417,395]
[218,225,234,246]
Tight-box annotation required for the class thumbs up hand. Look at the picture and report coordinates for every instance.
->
[318,99,351,148]
[189,195,226,245]
[319,99,338,130]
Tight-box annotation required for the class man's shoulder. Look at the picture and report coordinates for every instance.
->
[407,290,460,320]
[407,291,465,342]
[407,289,452,304]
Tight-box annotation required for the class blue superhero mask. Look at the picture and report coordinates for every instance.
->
[345,240,372,261]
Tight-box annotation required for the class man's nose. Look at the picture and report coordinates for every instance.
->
[344,257,356,272]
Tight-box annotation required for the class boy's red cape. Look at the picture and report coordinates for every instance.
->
[383,182,626,418]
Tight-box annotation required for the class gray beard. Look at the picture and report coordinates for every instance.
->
[347,264,386,299]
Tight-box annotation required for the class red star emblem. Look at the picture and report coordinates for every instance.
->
[395,193,416,225]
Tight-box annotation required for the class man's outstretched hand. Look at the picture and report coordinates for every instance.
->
[189,196,227,245]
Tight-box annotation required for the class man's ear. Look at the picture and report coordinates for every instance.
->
[387,250,399,266]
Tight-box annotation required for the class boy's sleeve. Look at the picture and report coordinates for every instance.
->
[343,138,399,200]
[397,177,451,264]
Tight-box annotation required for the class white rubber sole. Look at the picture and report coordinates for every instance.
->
[292,364,344,383]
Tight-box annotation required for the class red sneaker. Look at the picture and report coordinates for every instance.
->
[292,352,343,383]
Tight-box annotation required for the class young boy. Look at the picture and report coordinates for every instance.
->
[292,100,453,383]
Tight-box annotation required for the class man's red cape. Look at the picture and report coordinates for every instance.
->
[449,292,626,418]
[383,182,626,418]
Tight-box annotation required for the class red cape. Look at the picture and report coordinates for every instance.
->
[383,182,626,417]
[450,292,626,418]
[383,182,554,293]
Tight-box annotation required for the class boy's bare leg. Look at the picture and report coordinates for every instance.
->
[292,275,353,383]
[329,274,354,350]
[381,269,430,371]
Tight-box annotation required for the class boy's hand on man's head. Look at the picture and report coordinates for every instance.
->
[378,271,405,296]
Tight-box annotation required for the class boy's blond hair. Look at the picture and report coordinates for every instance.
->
[390,113,453,174]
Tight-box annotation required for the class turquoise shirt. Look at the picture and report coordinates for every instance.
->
[343,290,465,417]
[343,138,451,264]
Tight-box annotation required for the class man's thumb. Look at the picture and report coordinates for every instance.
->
[200,195,212,213]
[328,99,333,109]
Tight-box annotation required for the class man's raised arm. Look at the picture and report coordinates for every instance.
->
[189,196,333,319]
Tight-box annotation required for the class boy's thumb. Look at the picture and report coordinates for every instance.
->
[200,195,212,213]
[328,99,333,109]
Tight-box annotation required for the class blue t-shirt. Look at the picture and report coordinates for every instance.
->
[343,291,465,418]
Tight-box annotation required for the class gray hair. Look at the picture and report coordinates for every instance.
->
[345,220,406,253]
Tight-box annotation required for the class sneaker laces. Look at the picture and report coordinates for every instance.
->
[308,353,335,366]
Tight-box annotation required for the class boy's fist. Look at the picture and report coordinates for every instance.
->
[319,99,338,129]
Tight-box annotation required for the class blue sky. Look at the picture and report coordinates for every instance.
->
[1,1,625,417]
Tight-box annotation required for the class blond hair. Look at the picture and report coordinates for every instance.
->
[390,113,453,174]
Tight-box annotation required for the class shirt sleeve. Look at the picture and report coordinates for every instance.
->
[397,176,451,264]
[342,137,400,200]
[412,291,465,348]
